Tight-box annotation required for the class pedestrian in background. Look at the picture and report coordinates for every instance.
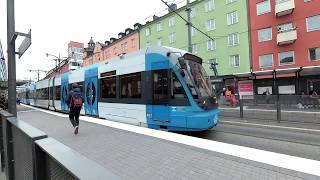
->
[66,83,84,134]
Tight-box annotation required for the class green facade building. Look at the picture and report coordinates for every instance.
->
[139,0,251,79]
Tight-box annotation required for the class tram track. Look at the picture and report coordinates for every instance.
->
[184,121,320,161]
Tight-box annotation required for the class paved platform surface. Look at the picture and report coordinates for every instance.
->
[17,105,320,180]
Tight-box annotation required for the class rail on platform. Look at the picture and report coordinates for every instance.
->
[219,95,320,123]
[0,110,120,180]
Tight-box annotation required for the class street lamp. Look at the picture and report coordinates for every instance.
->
[209,60,219,77]
[46,53,72,73]
[28,69,48,82]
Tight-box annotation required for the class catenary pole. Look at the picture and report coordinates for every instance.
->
[186,0,192,53]
[7,0,17,116]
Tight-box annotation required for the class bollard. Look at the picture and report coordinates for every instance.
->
[240,99,244,119]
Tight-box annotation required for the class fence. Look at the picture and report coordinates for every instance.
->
[219,95,320,124]
[0,110,120,180]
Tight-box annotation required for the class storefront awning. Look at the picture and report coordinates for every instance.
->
[300,66,320,76]
[213,66,320,80]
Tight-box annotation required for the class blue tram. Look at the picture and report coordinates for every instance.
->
[18,47,220,131]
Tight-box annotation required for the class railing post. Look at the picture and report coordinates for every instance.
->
[277,96,281,123]
[240,99,244,119]
[1,111,14,179]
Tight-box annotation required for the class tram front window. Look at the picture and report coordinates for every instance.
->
[179,57,217,110]
[185,60,213,99]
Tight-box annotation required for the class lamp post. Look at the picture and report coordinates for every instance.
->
[46,53,72,74]
[209,60,219,77]
[28,69,48,82]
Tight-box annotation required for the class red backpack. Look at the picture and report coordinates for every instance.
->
[71,93,83,108]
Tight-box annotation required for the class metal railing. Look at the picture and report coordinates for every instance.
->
[219,95,320,123]
[0,110,120,180]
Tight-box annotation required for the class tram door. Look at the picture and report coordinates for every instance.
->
[61,75,69,112]
[48,77,54,108]
[84,67,98,116]
[149,69,171,129]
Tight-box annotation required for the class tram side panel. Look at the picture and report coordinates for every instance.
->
[54,76,62,111]
[97,53,147,126]
[35,79,50,109]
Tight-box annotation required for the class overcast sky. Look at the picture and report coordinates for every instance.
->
[0,0,181,81]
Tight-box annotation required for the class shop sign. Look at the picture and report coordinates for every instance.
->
[238,80,253,99]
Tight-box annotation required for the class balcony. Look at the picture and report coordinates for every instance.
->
[275,0,295,17]
[277,29,297,45]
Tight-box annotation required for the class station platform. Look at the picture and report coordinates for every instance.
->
[17,105,320,180]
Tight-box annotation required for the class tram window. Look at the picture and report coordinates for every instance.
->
[49,87,53,100]
[171,73,187,99]
[120,73,141,98]
[101,77,116,98]
[44,88,48,99]
[55,86,61,100]
[153,70,169,100]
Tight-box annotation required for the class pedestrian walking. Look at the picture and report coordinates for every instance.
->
[66,83,84,134]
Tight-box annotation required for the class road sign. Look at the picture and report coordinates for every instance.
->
[18,29,31,58]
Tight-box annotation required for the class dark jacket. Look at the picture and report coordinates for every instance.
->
[66,88,85,107]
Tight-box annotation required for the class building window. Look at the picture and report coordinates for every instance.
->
[227,33,239,46]
[279,51,294,65]
[226,0,236,4]
[145,28,150,36]
[121,43,124,51]
[229,55,240,67]
[257,0,271,16]
[157,22,162,32]
[169,33,176,44]
[121,42,128,51]
[207,39,216,51]
[100,76,116,98]
[169,16,176,27]
[206,19,216,31]
[258,27,272,42]
[192,44,197,54]
[227,11,238,25]
[131,39,135,48]
[309,47,320,61]
[306,15,320,32]
[191,27,197,37]
[157,38,162,46]
[120,73,141,98]
[190,7,196,18]
[124,42,128,51]
[259,54,273,68]
[205,0,215,12]
[277,22,294,33]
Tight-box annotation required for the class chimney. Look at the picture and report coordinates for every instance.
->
[153,15,159,20]
[168,3,177,13]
